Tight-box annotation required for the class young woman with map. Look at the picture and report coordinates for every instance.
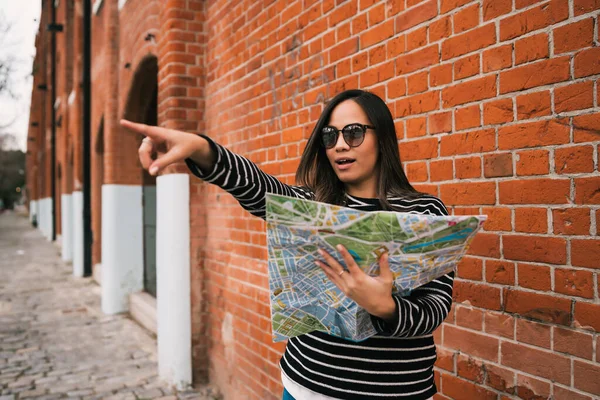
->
[121,90,454,400]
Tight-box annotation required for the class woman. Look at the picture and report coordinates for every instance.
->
[122,90,451,400]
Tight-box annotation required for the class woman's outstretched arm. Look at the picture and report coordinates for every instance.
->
[120,120,311,220]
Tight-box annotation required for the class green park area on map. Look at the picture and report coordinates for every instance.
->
[265,193,487,342]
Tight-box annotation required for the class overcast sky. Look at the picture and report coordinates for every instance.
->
[0,1,41,151]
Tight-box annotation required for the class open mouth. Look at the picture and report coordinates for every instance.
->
[335,158,355,165]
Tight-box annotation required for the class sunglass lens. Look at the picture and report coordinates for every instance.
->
[321,127,337,149]
[343,124,365,147]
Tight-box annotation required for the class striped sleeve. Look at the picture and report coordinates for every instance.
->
[185,134,312,219]
[371,196,454,338]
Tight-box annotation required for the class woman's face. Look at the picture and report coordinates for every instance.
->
[324,100,380,197]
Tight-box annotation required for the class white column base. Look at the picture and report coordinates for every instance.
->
[61,194,73,262]
[101,184,144,314]
[29,200,38,225]
[73,191,84,277]
[157,173,192,389]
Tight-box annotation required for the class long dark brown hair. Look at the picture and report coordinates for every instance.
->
[295,89,422,210]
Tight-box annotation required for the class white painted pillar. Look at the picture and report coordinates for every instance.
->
[156,173,191,388]
[61,194,73,262]
[72,191,84,277]
[101,184,144,314]
[29,200,38,225]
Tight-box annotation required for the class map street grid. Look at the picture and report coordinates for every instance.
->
[266,194,487,343]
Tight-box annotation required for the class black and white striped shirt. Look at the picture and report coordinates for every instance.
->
[186,136,454,400]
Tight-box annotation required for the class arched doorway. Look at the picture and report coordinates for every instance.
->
[123,56,158,298]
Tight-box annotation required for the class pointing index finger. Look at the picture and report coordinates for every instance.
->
[120,119,165,141]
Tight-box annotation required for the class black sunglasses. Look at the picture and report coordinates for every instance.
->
[321,123,376,149]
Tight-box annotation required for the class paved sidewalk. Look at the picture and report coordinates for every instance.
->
[0,211,219,400]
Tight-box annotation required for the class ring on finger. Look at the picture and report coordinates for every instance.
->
[142,137,153,145]
[338,270,345,276]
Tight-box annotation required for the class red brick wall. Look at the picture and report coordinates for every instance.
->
[195,1,600,399]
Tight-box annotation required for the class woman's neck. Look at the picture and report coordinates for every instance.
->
[345,180,379,199]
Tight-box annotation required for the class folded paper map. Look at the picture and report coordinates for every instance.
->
[266,193,487,342]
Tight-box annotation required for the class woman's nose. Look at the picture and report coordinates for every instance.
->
[334,131,349,151]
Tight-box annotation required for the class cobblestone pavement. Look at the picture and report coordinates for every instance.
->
[0,211,219,400]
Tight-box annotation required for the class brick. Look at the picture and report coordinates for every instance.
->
[442,374,497,400]
[574,360,600,395]
[486,260,515,285]
[455,156,482,179]
[395,90,439,117]
[443,75,497,107]
[503,235,567,264]
[554,18,594,54]
[553,208,591,235]
[407,27,428,51]
[454,54,480,80]
[574,301,600,332]
[504,288,572,325]
[396,45,439,74]
[442,23,497,59]
[435,346,456,372]
[453,281,503,311]
[514,33,549,65]
[556,268,594,298]
[441,0,472,13]
[482,44,513,72]
[484,153,513,178]
[398,137,438,161]
[484,311,515,339]
[429,16,451,42]
[555,145,595,174]
[575,177,600,205]
[516,374,551,400]
[481,207,512,231]
[517,263,552,291]
[514,207,547,233]
[515,149,550,176]
[470,232,502,258]
[485,364,515,393]
[430,64,453,87]
[329,37,359,63]
[441,182,496,206]
[574,47,600,78]
[430,159,454,181]
[429,112,452,134]
[499,0,569,41]
[555,81,594,113]
[387,34,406,59]
[444,325,500,361]
[554,327,594,360]
[396,0,437,32]
[500,56,570,94]
[483,0,512,20]
[440,129,496,156]
[483,98,513,124]
[499,179,570,205]
[360,60,394,86]
[387,76,406,98]
[571,239,600,269]
[407,71,428,95]
[453,4,480,33]
[516,90,551,120]
[405,161,428,182]
[455,305,484,330]
[457,354,485,383]
[456,256,483,280]
[406,116,427,138]
[499,120,569,150]
[553,386,595,400]
[503,342,571,384]
[455,105,480,130]
[360,20,394,49]
[597,210,600,235]
[573,112,600,143]
[516,318,551,349]
[574,0,600,15]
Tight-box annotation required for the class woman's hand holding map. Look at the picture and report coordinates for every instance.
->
[315,244,397,322]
